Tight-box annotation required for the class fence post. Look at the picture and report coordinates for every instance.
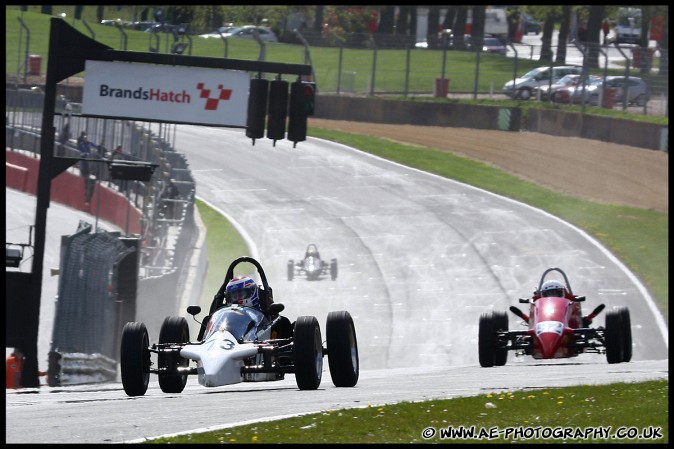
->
[337,45,343,95]
[404,45,411,98]
[370,41,377,96]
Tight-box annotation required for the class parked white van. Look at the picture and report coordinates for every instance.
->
[502,65,582,100]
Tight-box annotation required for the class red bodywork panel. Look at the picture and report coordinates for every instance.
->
[528,296,583,359]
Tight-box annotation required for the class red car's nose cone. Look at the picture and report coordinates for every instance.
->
[538,332,562,359]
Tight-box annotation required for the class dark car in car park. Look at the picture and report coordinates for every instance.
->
[482,36,507,55]
[522,14,542,34]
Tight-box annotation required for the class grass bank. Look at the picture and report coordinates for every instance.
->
[146,380,668,444]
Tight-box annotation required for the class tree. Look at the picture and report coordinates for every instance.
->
[397,6,410,35]
[539,16,555,62]
[314,5,324,33]
[409,6,417,38]
[378,6,395,34]
[585,5,605,69]
[443,6,457,33]
[453,7,468,50]
[471,5,486,48]
[426,6,440,48]
[555,5,572,65]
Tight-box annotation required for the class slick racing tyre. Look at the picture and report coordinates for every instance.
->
[326,311,359,387]
[617,306,633,362]
[604,309,625,364]
[293,316,323,390]
[330,259,338,281]
[158,316,190,393]
[493,311,508,366]
[478,312,497,367]
[121,322,151,397]
[287,260,294,281]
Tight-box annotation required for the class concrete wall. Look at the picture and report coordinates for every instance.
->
[5,150,143,234]
[315,95,668,151]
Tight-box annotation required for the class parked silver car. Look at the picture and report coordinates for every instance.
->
[565,76,649,107]
[199,25,278,42]
[502,65,582,100]
[534,74,581,101]
[603,76,649,106]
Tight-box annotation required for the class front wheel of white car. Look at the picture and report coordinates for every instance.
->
[158,316,190,393]
[294,316,323,390]
[326,311,359,387]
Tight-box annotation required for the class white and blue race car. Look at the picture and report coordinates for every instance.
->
[120,256,358,396]
[287,243,338,281]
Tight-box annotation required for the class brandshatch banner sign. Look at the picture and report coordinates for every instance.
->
[82,60,249,127]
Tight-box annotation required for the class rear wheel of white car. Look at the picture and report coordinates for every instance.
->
[326,311,359,387]
[634,94,647,107]
[478,313,496,367]
[617,306,633,362]
[605,309,624,364]
[158,316,190,393]
[294,316,323,390]
[493,311,508,366]
[287,260,294,281]
[330,259,338,280]
[121,322,150,397]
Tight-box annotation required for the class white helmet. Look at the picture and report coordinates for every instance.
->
[541,280,565,297]
[225,275,260,309]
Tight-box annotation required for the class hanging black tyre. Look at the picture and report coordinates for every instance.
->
[157,316,190,393]
[121,322,151,397]
[605,309,624,364]
[617,306,633,362]
[293,315,323,390]
[493,310,509,366]
[287,260,294,281]
[330,259,338,280]
[326,311,359,387]
[478,312,496,367]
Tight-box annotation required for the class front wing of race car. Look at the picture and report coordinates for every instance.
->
[180,330,258,387]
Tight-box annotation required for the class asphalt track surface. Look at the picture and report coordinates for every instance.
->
[5,127,668,443]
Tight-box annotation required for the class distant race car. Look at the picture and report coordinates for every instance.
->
[287,243,337,281]
[120,256,359,396]
[478,267,632,367]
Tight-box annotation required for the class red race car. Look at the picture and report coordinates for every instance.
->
[478,267,632,367]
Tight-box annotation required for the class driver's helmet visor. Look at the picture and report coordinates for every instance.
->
[542,288,564,297]
[228,286,255,303]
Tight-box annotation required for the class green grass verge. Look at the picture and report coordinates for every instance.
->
[145,380,668,444]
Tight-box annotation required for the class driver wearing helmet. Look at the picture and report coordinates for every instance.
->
[225,275,261,310]
[540,280,566,298]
